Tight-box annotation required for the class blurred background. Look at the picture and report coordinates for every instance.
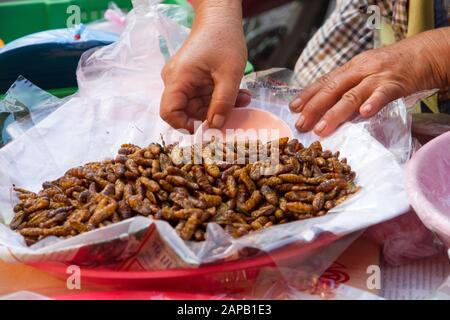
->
[243,0,333,70]
[0,0,334,69]
[0,0,335,98]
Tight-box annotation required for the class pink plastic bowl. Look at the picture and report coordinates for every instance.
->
[406,131,450,247]
[194,107,293,144]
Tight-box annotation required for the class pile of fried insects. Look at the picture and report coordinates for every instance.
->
[10,137,359,246]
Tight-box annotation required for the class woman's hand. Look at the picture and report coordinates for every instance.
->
[160,1,250,133]
[290,27,450,136]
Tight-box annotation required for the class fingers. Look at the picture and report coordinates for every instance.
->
[313,81,374,136]
[359,83,404,118]
[235,89,252,108]
[294,72,362,132]
[160,87,196,133]
[206,75,241,128]
[289,65,351,113]
[186,95,210,120]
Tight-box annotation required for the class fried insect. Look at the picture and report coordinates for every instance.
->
[316,178,348,193]
[260,185,278,205]
[179,209,209,240]
[89,195,118,225]
[11,138,358,244]
[312,192,325,211]
[204,164,221,179]
[251,205,276,218]
[285,191,314,202]
[241,190,263,212]
[192,165,213,193]
[239,169,256,193]
[285,202,316,214]
[225,175,238,198]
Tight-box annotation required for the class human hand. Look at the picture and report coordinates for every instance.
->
[160,1,249,133]
[289,27,450,136]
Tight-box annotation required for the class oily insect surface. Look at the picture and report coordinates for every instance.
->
[10,138,359,246]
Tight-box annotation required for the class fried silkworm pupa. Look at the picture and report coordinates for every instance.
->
[251,216,270,230]
[241,190,263,212]
[285,191,314,202]
[285,202,316,215]
[225,175,238,198]
[312,192,325,210]
[11,137,358,245]
[260,185,278,205]
[192,165,213,193]
[200,194,222,208]
[204,164,221,179]
[316,178,348,193]
[179,209,209,240]
[251,205,276,218]
[88,196,118,225]
[239,169,256,194]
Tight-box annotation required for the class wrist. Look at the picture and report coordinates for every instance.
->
[192,0,242,11]
[192,0,243,31]
[418,27,450,90]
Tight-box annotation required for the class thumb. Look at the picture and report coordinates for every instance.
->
[207,76,240,128]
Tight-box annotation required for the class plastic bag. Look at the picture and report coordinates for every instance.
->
[0,76,63,147]
[0,1,410,292]
[88,2,128,35]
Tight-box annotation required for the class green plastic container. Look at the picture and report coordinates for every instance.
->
[0,0,253,99]
[0,0,134,44]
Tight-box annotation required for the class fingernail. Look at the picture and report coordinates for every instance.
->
[290,98,303,110]
[314,120,327,133]
[296,114,305,128]
[361,104,373,114]
[211,114,225,128]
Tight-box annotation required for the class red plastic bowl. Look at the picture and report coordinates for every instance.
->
[32,232,339,292]
[406,131,450,247]
[54,290,228,300]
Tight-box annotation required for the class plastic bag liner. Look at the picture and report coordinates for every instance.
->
[0,1,410,289]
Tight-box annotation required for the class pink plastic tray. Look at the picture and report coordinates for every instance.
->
[406,131,450,247]
[194,107,293,143]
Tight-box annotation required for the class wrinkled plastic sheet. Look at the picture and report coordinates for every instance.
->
[0,1,410,284]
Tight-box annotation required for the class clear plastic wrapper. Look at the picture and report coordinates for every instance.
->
[0,1,410,295]
[0,76,63,146]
